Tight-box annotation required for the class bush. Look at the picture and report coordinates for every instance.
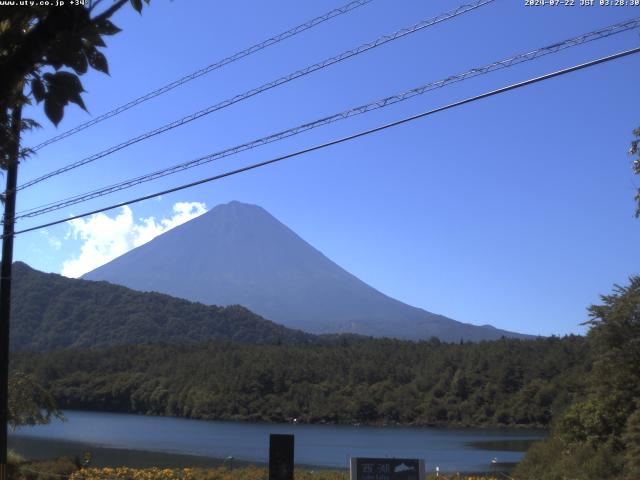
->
[10,457,79,480]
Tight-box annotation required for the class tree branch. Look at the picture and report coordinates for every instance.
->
[92,0,128,22]
[0,1,128,108]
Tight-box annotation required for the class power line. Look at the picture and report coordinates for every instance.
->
[16,17,640,220]
[16,16,640,217]
[9,46,640,239]
[26,0,376,153]
[17,0,495,192]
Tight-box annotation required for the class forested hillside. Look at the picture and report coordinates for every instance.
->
[10,262,316,350]
[12,336,588,428]
[515,277,640,480]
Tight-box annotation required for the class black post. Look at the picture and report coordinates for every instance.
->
[0,104,22,480]
[269,434,294,480]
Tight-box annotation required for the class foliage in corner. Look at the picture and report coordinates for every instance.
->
[0,0,150,169]
[0,0,150,432]
[8,370,63,429]
[515,276,640,480]
[630,127,640,217]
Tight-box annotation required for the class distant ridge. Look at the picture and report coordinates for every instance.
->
[10,262,317,351]
[84,201,533,342]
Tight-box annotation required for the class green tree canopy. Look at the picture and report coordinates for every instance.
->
[516,276,640,480]
[0,0,150,438]
[7,371,62,429]
[0,0,149,169]
[630,127,640,217]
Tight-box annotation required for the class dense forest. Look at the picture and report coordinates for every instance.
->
[10,262,319,349]
[514,277,640,480]
[8,275,640,479]
[8,263,640,479]
[12,335,588,428]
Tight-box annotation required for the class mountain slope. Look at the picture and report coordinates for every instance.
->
[10,262,316,351]
[84,201,532,341]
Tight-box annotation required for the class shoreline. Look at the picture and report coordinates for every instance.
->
[8,435,343,471]
[8,435,520,475]
[50,406,551,431]
[10,411,544,474]
[10,435,228,469]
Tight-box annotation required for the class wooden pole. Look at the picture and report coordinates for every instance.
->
[0,103,22,480]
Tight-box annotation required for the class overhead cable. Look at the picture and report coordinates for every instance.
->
[9,45,640,239]
[17,0,495,191]
[26,0,376,152]
[15,17,640,220]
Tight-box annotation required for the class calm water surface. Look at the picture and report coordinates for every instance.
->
[10,411,546,472]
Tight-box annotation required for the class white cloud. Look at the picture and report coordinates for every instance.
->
[61,201,206,278]
[41,229,62,250]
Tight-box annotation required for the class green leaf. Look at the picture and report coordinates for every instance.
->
[52,71,84,91]
[67,90,87,112]
[48,33,85,74]
[43,71,88,116]
[86,48,109,75]
[46,55,64,70]
[46,71,85,99]
[93,19,122,36]
[130,0,143,13]
[44,97,64,126]
[82,31,106,48]
[31,77,45,103]
[67,50,88,75]
[21,119,42,132]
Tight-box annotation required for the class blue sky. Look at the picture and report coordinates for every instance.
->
[13,0,640,336]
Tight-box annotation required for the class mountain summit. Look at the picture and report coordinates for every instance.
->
[83,201,530,341]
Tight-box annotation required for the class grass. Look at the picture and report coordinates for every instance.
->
[69,467,502,480]
[7,461,503,480]
[7,450,25,465]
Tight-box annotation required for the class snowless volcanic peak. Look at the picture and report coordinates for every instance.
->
[84,201,532,341]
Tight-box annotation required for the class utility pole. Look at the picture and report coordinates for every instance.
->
[0,103,22,480]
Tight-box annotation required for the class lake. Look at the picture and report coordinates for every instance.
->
[9,410,546,473]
